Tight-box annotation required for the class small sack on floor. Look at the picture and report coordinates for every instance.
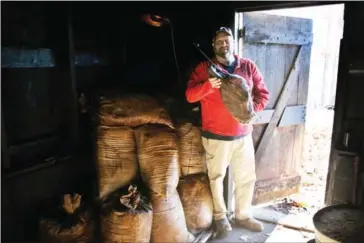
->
[150,190,195,243]
[100,185,153,243]
[39,193,94,243]
[178,174,213,234]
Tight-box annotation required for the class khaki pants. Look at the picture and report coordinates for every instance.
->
[202,134,256,221]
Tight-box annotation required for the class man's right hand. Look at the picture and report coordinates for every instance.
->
[208,77,222,89]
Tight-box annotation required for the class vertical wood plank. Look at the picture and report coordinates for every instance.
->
[256,44,287,180]
[292,43,312,178]
[282,44,299,177]
[67,2,80,146]
[255,43,267,82]
[1,106,11,169]
[255,46,302,166]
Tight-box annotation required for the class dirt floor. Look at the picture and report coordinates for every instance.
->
[291,108,334,214]
[208,221,314,243]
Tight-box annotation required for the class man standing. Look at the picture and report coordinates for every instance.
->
[185,27,269,236]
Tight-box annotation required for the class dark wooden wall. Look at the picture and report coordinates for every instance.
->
[325,2,364,205]
[1,2,234,241]
[1,1,363,242]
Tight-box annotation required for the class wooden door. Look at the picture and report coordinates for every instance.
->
[231,12,313,205]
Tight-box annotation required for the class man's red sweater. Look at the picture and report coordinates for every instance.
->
[185,55,269,139]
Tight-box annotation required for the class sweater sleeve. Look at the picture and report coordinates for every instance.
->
[185,62,214,103]
[250,61,270,112]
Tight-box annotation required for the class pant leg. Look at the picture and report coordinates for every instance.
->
[230,134,257,220]
[202,137,233,220]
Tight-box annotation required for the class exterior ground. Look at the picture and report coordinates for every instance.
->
[293,108,334,214]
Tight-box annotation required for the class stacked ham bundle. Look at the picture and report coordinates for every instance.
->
[39,93,214,243]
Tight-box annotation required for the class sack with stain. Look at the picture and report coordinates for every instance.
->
[177,122,206,177]
[97,93,174,129]
[177,174,213,234]
[100,185,153,243]
[208,65,256,124]
[150,190,195,243]
[135,125,180,197]
[96,125,138,199]
[39,193,94,243]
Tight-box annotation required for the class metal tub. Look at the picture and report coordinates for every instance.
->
[313,203,363,243]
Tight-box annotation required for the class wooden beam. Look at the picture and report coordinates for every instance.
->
[1,48,109,68]
[244,28,313,45]
[253,217,314,233]
[1,48,55,68]
[278,105,306,127]
[251,105,307,127]
[255,46,303,164]
[235,1,341,13]
[7,135,59,155]
[67,2,80,147]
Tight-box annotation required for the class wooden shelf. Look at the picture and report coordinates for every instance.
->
[2,155,71,181]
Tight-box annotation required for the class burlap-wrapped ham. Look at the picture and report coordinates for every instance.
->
[97,93,174,129]
[39,193,94,243]
[176,122,206,177]
[209,65,255,124]
[96,125,138,199]
[135,125,180,197]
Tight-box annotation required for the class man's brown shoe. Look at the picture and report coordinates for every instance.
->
[234,218,264,232]
[214,217,233,238]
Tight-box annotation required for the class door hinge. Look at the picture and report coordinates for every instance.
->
[238,28,245,38]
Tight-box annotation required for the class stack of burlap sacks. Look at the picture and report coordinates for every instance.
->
[37,93,214,243]
[96,93,214,243]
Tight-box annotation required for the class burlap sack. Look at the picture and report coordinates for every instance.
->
[176,122,206,177]
[96,126,138,199]
[208,65,256,124]
[177,174,213,235]
[39,194,94,243]
[98,93,174,129]
[150,190,195,243]
[135,125,180,197]
[100,185,153,243]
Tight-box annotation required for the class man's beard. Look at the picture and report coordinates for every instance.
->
[215,50,234,63]
[215,48,232,58]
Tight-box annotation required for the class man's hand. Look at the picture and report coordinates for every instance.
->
[208,77,222,89]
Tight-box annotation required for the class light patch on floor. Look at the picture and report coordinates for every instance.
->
[208,221,314,243]
[208,203,316,243]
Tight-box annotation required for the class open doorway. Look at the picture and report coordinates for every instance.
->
[210,4,344,243]
[254,3,344,215]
